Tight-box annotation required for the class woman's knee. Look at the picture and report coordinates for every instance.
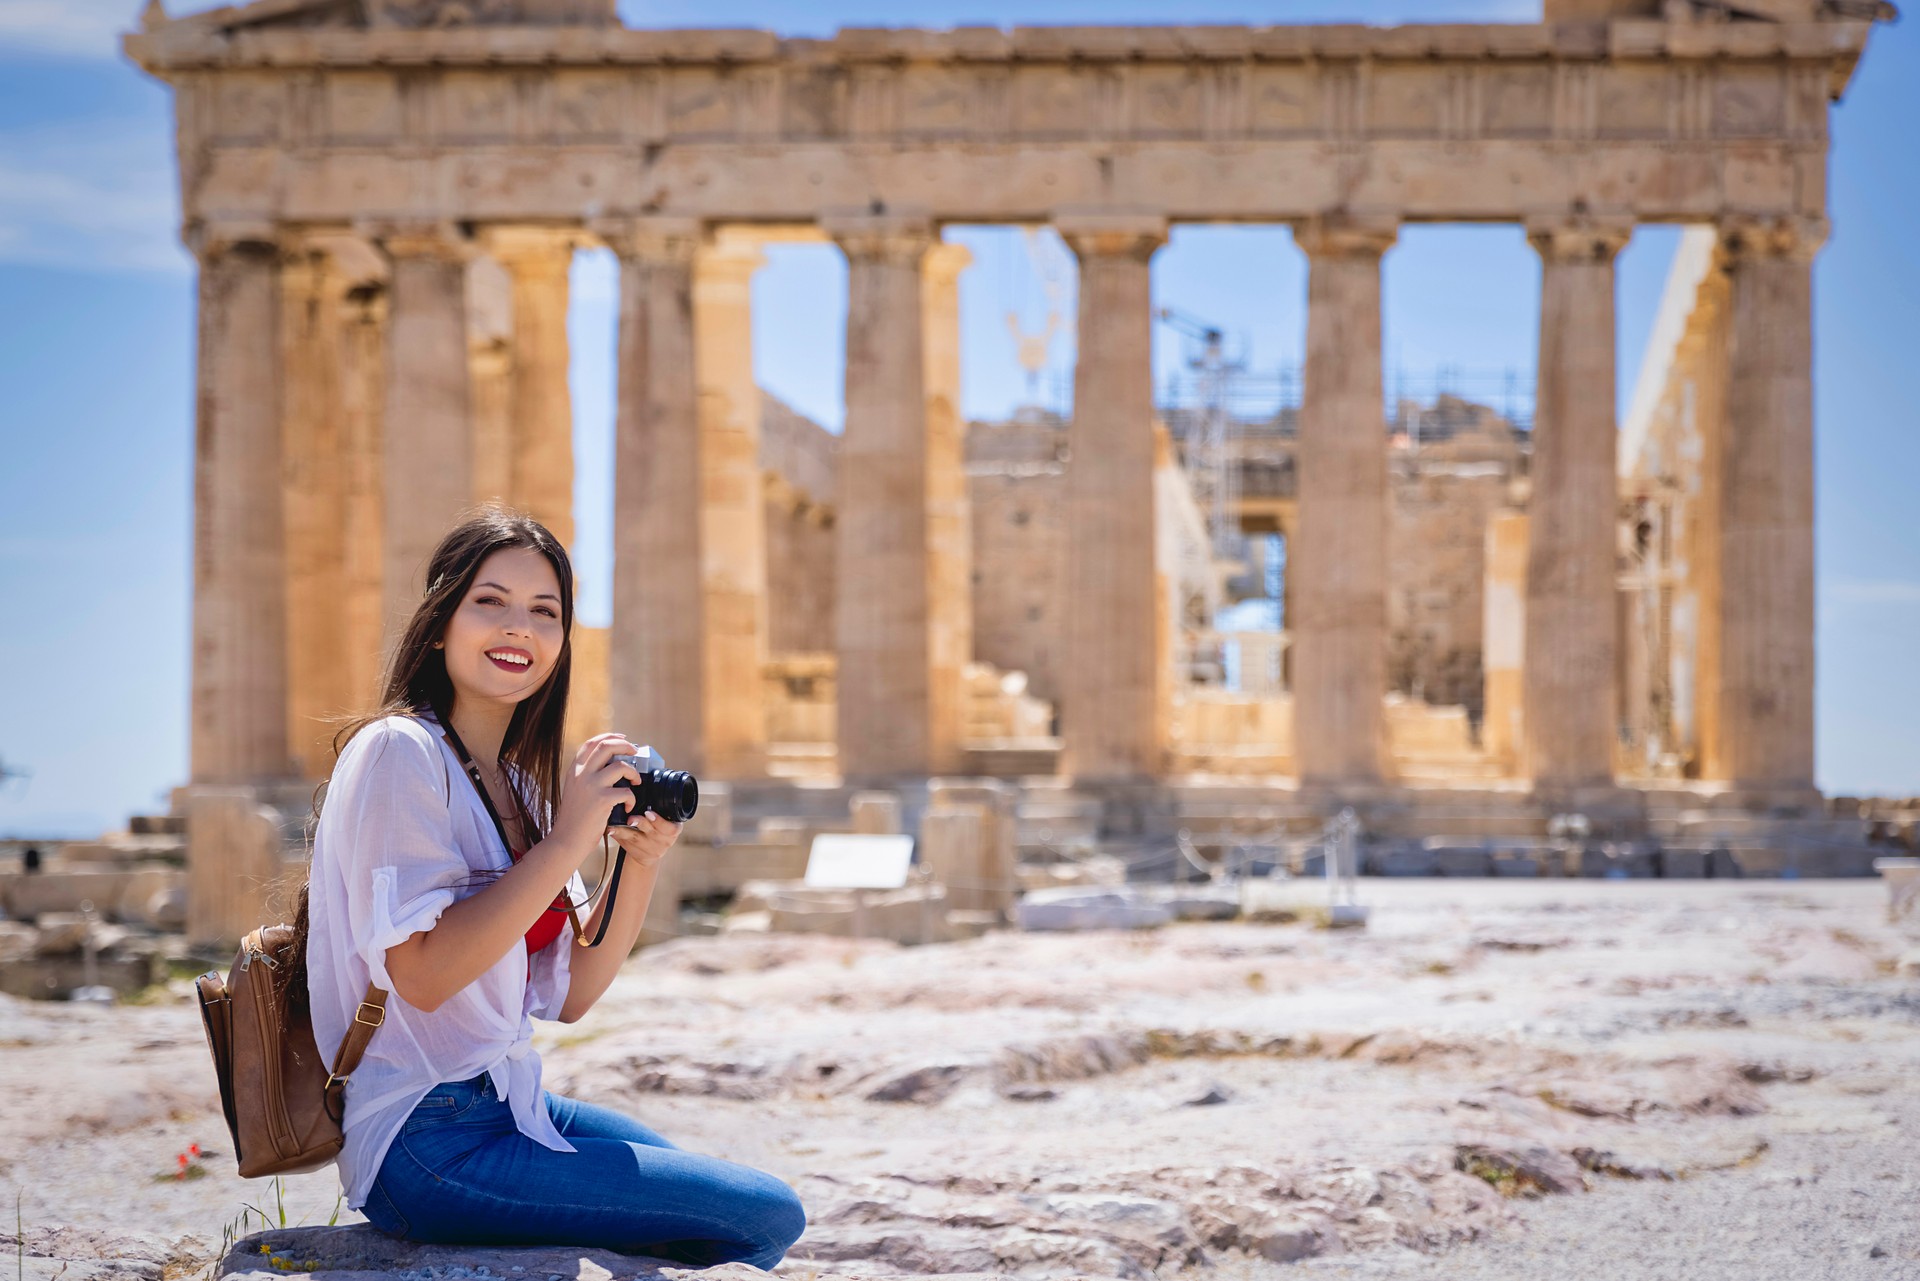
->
[753,1174,807,1254]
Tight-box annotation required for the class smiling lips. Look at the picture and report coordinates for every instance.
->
[486,647,533,673]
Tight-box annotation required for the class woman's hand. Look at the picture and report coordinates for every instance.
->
[606,810,683,869]
[552,733,641,857]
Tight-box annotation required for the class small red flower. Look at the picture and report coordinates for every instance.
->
[178,1153,189,1167]
[189,1143,201,1158]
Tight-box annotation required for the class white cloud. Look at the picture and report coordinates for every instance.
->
[1826,580,1920,605]
[0,115,188,274]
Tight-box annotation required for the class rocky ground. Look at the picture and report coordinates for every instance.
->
[3,880,1916,1280]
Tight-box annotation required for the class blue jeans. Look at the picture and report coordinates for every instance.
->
[362,1075,806,1270]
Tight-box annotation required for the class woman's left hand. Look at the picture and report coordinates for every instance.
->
[606,811,682,869]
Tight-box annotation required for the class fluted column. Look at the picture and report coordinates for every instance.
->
[1524,218,1631,788]
[829,214,936,779]
[189,227,291,783]
[693,235,770,777]
[1710,216,1823,791]
[924,241,974,776]
[1292,216,1395,786]
[378,224,474,639]
[338,277,390,714]
[485,228,577,548]
[466,254,515,508]
[1059,214,1167,780]
[280,242,351,777]
[608,219,706,770]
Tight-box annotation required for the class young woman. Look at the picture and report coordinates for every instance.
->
[293,509,805,1267]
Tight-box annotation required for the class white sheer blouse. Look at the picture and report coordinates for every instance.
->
[305,714,580,1210]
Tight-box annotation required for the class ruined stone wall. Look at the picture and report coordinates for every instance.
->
[1385,400,1528,719]
[966,413,1070,706]
[761,394,837,656]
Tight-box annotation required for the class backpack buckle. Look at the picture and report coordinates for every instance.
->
[354,1001,385,1028]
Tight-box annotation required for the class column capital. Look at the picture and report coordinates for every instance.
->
[480,225,582,276]
[185,218,283,263]
[1717,214,1829,264]
[823,210,937,264]
[924,240,973,286]
[360,219,475,263]
[1055,210,1167,261]
[593,215,703,265]
[280,229,389,293]
[1526,216,1633,263]
[1295,214,1398,260]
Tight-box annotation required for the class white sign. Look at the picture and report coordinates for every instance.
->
[803,834,915,890]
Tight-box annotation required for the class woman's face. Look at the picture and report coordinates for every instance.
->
[439,546,566,710]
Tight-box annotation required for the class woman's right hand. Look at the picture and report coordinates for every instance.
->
[552,733,641,857]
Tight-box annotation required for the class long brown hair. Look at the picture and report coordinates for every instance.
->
[283,506,576,1009]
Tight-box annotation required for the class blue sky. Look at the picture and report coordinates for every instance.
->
[1,0,1916,835]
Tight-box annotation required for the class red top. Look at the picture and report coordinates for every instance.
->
[512,849,571,956]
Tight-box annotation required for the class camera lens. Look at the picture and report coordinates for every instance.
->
[640,770,699,824]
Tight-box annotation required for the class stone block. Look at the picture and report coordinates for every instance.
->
[113,865,188,926]
[919,804,999,916]
[1145,884,1241,921]
[1578,845,1656,878]
[1370,846,1436,877]
[850,791,903,834]
[31,913,106,957]
[1015,887,1171,932]
[1431,846,1493,877]
[928,779,1019,913]
[211,1224,770,1281]
[4,870,131,922]
[0,947,162,1001]
[1659,848,1709,879]
[1017,856,1127,891]
[944,909,1002,939]
[767,883,946,943]
[186,786,298,947]
[0,920,34,963]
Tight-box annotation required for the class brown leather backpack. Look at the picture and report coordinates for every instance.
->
[195,925,388,1178]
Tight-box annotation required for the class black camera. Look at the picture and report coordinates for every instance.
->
[608,749,699,826]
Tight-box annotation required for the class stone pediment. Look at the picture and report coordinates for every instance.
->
[140,0,615,34]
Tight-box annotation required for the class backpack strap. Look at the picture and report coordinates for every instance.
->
[322,982,388,1123]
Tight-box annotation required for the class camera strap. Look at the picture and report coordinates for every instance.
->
[433,708,627,950]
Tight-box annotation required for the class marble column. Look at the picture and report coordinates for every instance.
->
[829,214,936,779]
[1711,217,1823,791]
[693,235,770,777]
[1524,219,1631,788]
[338,278,390,713]
[466,253,515,508]
[1292,217,1395,786]
[1058,214,1167,780]
[486,228,577,548]
[1687,270,1734,779]
[279,243,351,778]
[608,219,706,771]
[379,225,474,641]
[1482,510,1529,771]
[189,228,291,783]
[924,241,974,776]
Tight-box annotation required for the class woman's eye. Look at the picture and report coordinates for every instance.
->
[476,596,503,607]
[536,607,558,619]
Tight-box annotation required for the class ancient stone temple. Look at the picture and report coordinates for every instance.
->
[128,0,1891,939]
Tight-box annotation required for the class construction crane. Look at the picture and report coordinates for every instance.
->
[1154,306,1245,563]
